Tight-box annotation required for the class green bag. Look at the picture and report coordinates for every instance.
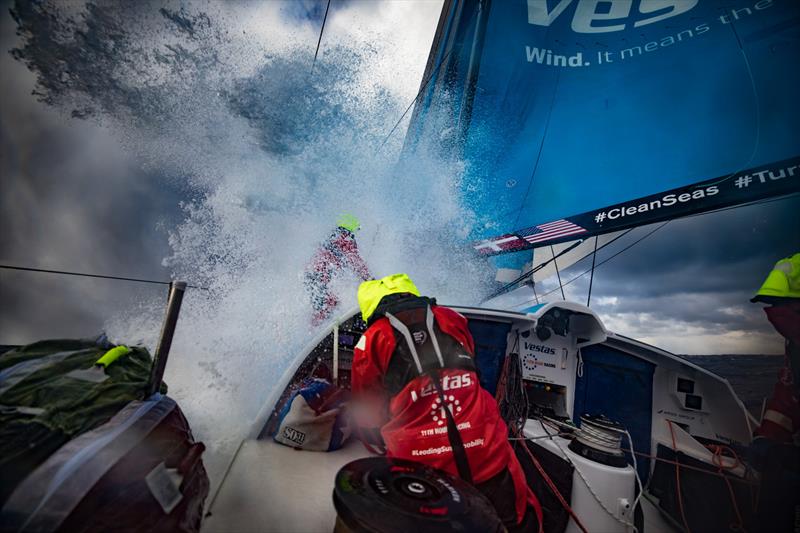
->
[0,336,165,505]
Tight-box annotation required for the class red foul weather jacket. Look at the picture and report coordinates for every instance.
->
[756,302,800,443]
[307,228,371,282]
[352,302,536,525]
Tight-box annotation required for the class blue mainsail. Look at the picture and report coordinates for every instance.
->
[405,0,800,254]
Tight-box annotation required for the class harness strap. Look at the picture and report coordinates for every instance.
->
[384,311,424,373]
[430,369,474,484]
[426,305,446,368]
[358,426,386,455]
[385,305,474,484]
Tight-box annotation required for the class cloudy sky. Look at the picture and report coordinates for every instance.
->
[1,0,798,358]
[0,0,446,343]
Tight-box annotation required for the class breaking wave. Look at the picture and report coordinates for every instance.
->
[10,1,493,478]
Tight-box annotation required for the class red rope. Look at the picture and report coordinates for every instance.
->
[619,448,757,486]
[668,421,693,533]
[666,422,751,532]
[512,426,588,533]
[495,355,511,403]
[706,444,747,532]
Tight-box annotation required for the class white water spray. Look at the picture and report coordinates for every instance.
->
[10,1,493,481]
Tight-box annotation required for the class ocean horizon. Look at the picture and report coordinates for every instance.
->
[683,354,784,417]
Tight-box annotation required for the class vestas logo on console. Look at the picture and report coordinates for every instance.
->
[524,342,556,355]
[527,0,699,33]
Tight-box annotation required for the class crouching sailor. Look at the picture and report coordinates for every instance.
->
[750,252,800,533]
[351,273,542,532]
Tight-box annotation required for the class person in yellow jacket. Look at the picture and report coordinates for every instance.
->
[749,253,799,533]
[751,253,800,442]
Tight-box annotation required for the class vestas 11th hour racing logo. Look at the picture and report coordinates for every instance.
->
[523,343,557,371]
[527,0,698,33]
[429,395,462,426]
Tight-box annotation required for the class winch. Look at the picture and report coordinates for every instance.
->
[333,457,503,533]
[569,414,628,468]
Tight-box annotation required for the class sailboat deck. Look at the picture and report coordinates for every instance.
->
[202,438,371,533]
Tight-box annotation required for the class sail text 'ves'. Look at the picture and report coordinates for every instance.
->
[526,0,699,34]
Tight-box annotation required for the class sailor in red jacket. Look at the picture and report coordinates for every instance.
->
[750,253,800,533]
[351,273,542,532]
[304,214,371,325]
[751,253,800,443]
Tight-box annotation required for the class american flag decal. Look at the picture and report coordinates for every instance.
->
[521,219,587,244]
[473,233,528,255]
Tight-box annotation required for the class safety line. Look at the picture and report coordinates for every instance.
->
[0,264,207,290]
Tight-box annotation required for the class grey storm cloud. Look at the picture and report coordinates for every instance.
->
[595,199,798,300]
[0,5,187,344]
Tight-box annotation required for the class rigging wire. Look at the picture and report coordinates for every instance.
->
[376,0,482,153]
[510,192,798,306]
[375,47,455,153]
[512,71,561,229]
[0,264,208,290]
[488,229,634,300]
[551,245,565,300]
[586,236,598,307]
[511,38,562,229]
[311,0,332,71]
[540,222,669,300]
[488,239,585,299]
[523,222,669,305]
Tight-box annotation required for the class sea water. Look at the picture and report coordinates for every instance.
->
[686,354,784,417]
